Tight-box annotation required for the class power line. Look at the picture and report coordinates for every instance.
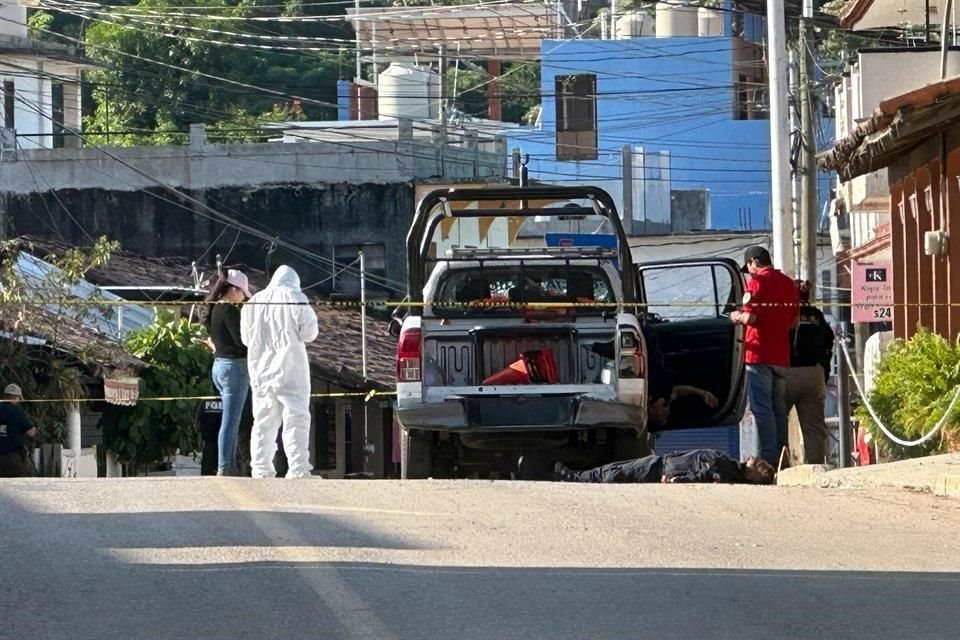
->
[9,93,409,293]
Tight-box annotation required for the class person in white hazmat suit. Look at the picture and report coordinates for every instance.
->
[240,265,319,478]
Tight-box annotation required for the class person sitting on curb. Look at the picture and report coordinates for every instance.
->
[520,449,775,485]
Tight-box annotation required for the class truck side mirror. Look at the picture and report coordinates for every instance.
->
[388,317,402,338]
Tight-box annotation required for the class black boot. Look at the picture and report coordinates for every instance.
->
[516,454,553,480]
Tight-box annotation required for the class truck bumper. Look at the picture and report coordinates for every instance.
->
[397,395,643,432]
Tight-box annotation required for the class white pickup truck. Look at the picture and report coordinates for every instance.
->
[394,186,747,479]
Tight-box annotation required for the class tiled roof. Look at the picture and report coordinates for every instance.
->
[0,305,146,375]
[309,307,396,390]
[18,237,396,389]
[18,237,204,290]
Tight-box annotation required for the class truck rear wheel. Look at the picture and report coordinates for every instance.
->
[400,428,434,479]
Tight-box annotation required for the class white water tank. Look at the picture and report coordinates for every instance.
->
[377,63,440,121]
[616,11,654,38]
[698,7,723,36]
[655,2,698,37]
[0,1,26,38]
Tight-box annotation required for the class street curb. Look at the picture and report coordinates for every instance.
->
[776,464,833,487]
[934,474,960,499]
[777,464,960,499]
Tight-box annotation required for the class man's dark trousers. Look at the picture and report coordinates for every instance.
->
[573,455,665,483]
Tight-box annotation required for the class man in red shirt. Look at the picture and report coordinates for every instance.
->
[729,246,799,464]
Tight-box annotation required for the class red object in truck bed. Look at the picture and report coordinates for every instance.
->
[481,349,559,385]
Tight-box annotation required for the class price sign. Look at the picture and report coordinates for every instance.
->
[852,262,893,323]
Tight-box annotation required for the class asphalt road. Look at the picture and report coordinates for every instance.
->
[2,478,959,640]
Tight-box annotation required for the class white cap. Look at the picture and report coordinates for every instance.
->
[225,269,252,298]
[4,383,22,398]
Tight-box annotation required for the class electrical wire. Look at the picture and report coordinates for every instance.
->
[9,93,409,293]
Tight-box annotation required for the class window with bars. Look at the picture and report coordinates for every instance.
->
[555,74,597,161]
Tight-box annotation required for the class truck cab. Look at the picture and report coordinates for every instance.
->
[395,186,746,478]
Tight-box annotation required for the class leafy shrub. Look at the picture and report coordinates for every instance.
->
[101,311,213,471]
[0,237,118,444]
[857,328,960,459]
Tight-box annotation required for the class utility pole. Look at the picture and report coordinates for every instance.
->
[767,0,794,274]
[837,329,852,468]
[942,0,955,80]
[621,145,634,236]
[360,248,370,473]
[799,2,818,292]
[788,47,800,268]
[354,0,362,82]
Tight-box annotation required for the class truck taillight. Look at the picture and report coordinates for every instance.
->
[618,328,644,379]
[396,327,422,382]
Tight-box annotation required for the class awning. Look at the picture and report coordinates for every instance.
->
[345,2,563,61]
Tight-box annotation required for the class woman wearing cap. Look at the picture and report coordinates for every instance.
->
[202,269,252,476]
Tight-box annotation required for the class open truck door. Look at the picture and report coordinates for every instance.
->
[636,257,746,431]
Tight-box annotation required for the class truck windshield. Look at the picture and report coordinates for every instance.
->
[433,265,615,317]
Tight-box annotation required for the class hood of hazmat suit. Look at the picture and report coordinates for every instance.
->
[241,265,319,395]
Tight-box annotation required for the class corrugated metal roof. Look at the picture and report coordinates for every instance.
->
[14,252,155,340]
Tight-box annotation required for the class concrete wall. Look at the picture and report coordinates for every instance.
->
[2,182,418,296]
[1,137,505,194]
[670,189,710,232]
[0,138,506,293]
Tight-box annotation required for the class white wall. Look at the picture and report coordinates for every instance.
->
[833,50,960,250]
[630,231,770,264]
[0,57,84,150]
[0,1,26,37]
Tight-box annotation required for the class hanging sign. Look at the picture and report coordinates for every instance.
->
[852,262,893,323]
[104,377,141,406]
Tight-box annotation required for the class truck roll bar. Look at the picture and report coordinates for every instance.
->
[406,186,637,310]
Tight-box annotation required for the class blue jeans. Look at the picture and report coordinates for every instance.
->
[745,364,788,465]
[212,358,250,473]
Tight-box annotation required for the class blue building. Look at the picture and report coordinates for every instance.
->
[503,3,834,233]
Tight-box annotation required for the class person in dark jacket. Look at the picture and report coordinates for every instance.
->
[784,280,835,464]
[195,398,223,476]
[196,393,254,476]
[552,449,775,484]
[0,384,37,478]
[201,269,252,476]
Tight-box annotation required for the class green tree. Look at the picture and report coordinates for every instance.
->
[101,310,213,471]
[72,0,346,145]
[0,237,119,445]
[447,61,540,125]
